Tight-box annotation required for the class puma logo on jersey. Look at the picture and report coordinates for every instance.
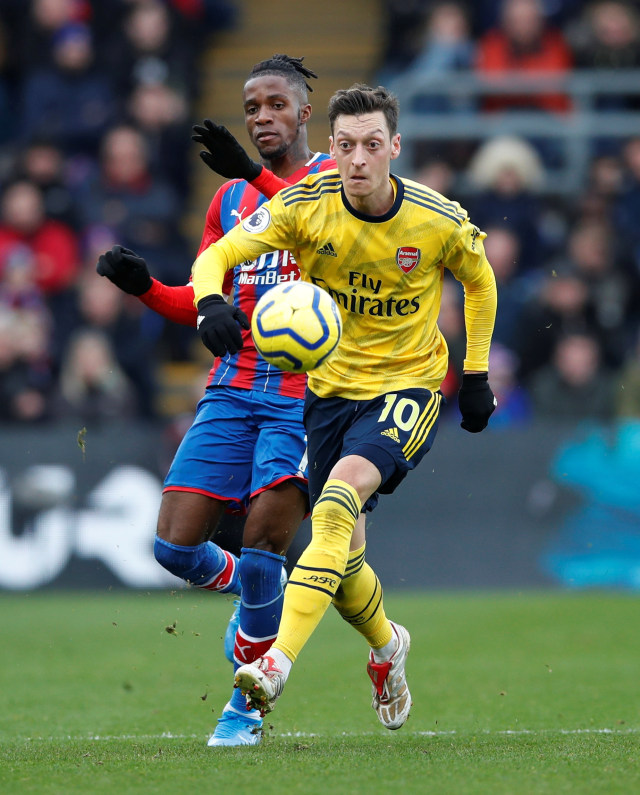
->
[317,242,337,257]
[231,207,247,222]
[381,427,401,443]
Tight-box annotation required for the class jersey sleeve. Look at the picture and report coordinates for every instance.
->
[249,167,289,199]
[139,278,198,326]
[444,218,497,373]
[192,193,297,304]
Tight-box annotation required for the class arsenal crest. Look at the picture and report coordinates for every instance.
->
[396,246,421,274]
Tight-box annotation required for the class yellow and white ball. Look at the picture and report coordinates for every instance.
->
[251,281,342,373]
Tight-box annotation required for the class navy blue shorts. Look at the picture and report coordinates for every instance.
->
[303,387,444,512]
[164,385,308,513]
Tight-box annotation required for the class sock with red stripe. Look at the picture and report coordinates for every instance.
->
[233,547,286,662]
[153,537,240,595]
[227,547,286,716]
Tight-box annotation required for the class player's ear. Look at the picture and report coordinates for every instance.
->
[300,103,312,125]
[329,136,335,158]
[390,133,401,161]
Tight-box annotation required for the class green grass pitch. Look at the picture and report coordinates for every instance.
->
[1,589,639,794]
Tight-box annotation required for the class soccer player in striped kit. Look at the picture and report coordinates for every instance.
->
[97,55,362,747]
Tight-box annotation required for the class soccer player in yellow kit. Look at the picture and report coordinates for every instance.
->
[192,84,497,730]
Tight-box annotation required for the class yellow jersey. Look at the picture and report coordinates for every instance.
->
[193,170,497,400]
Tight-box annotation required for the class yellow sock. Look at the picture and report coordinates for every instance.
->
[332,543,393,650]
[272,479,361,662]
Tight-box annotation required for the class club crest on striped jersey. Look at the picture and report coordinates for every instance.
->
[396,246,421,274]
[242,206,271,233]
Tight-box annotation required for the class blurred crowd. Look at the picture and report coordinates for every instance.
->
[2,0,640,431]
[0,0,235,424]
[380,0,640,429]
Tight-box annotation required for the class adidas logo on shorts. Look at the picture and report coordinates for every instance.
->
[381,427,401,443]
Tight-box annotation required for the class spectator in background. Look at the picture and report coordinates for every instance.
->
[530,331,617,422]
[482,223,532,350]
[11,0,83,74]
[465,135,545,272]
[375,0,431,84]
[570,1,640,72]
[413,158,456,198]
[515,264,593,384]
[56,263,159,418]
[12,137,80,229]
[76,124,189,286]
[0,305,53,423]
[393,2,475,114]
[564,218,639,369]
[0,179,80,296]
[20,21,117,158]
[125,79,192,199]
[577,152,625,224]
[52,327,137,422]
[106,0,199,102]
[568,1,640,121]
[476,0,573,113]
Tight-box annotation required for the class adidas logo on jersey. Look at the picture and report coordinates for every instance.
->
[317,242,337,257]
[381,427,401,443]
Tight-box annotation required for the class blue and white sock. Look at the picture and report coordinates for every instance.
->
[153,536,240,594]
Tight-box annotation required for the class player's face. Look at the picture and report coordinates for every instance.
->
[243,75,311,161]
[329,111,401,213]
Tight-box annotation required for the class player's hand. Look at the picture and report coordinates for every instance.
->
[196,295,250,357]
[96,245,152,296]
[458,372,497,433]
[192,119,262,182]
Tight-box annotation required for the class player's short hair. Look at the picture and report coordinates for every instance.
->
[247,54,317,102]
[328,84,399,137]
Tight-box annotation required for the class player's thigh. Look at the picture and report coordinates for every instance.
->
[157,490,227,546]
[303,391,359,510]
[345,387,444,496]
[243,481,307,554]
[163,386,256,510]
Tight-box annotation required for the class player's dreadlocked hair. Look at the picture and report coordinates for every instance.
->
[247,54,318,98]
[328,84,399,137]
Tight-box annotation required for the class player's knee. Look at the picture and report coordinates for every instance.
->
[238,547,284,585]
[153,535,199,579]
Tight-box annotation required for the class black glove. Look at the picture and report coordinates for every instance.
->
[458,372,497,433]
[96,245,152,296]
[196,295,250,357]
[192,119,262,182]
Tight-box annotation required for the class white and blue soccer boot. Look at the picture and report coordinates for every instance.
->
[207,703,263,747]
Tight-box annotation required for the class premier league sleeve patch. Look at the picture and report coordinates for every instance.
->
[242,206,271,233]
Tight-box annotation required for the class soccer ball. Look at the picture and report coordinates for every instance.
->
[251,281,342,372]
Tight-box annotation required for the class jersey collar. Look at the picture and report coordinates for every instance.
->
[340,174,404,223]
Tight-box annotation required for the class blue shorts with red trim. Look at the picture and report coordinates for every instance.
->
[164,385,308,513]
[303,387,444,512]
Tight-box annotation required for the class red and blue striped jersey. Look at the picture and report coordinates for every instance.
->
[198,152,334,398]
